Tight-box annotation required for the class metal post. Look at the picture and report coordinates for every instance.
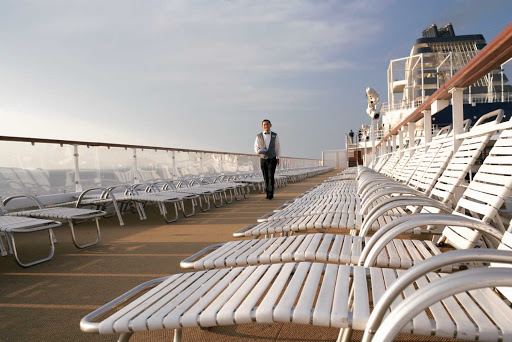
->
[73,145,82,192]
[408,122,415,156]
[363,136,367,167]
[449,87,465,151]
[502,64,505,102]
[321,151,324,166]
[398,128,404,153]
[371,118,375,167]
[199,152,204,176]
[423,110,432,150]
[172,150,177,178]
[132,149,138,183]
[391,135,397,153]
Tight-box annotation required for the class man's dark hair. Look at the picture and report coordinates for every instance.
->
[262,119,271,125]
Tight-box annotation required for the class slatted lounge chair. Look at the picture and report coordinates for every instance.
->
[114,185,201,223]
[238,112,501,238]
[199,177,250,200]
[49,186,128,226]
[182,115,511,270]
[2,195,106,249]
[80,241,512,342]
[0,211,62,267]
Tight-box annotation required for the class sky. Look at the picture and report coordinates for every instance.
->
[1,1,511,159]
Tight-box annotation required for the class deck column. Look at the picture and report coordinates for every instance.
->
[133,149,138,183]
[392,134,397,153]
[73,145,82,192]
[449,87,465,151]
[398,128,404,155]
[423,110,432,150]
[408,122,415,156]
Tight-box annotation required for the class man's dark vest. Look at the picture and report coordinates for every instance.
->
[257,132,277,159]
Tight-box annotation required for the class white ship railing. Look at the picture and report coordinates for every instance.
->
[0,136,320,199]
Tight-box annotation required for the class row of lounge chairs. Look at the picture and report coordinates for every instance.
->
[79,109,512,341]
[0,168,330,267]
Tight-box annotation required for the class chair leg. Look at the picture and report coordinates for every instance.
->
[224,189,233,204]
[337,328,353,342]
[163,202,179,223]
[110,198,125,226]
[174,329,182,342]
[181,199,196,218]
[198,195,210,212]
[117,332,133,342]
[8,229,56,267]
[0,232,8,256]
[212,193,222,208]
[68,218,101,249]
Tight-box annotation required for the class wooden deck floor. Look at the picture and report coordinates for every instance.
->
[0,170,466,342]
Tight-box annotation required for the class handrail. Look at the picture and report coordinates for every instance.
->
[377,22,512,147]
[0,135,319,161]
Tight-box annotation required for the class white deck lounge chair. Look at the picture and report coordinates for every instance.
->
[182,114,512,270]
[3,195,106,249]
[238,112,502,238]
[80,245,512,342]
[0,211,62,267]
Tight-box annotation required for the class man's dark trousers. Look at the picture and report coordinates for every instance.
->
[260,157,277,199]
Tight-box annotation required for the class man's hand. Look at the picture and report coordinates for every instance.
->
[276,159,280,166]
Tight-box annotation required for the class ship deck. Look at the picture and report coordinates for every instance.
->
[0,169,466,342]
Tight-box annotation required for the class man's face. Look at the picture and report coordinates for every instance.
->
[262,121,271,133]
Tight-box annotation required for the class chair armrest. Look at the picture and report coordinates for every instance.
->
[179,243,225,269]
[360,213,503,267]
[232,224,258,238]
[359,197,452,237]
[257,212,275,223]
[80,276,170,334]
[367,255,512,341]
[360,187,425,214]
[3,194,45,209]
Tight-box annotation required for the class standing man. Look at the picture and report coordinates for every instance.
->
[254,119,281,200]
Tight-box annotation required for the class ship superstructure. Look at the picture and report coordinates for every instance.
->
[382,23,512,130]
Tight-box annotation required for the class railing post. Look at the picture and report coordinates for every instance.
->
[172,150,177,178]
[199,152,204,176]
[133,149,138,183]
[73,145,82,192]
[431,99,449,115]
[408,122,415,156]
[398,127,404,156]
[423,110,432,150]
[449,87,465,152]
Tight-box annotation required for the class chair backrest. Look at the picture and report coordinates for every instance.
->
[396,126,452,184]
[407,137,453,191]
[395,145,425,183]
[372,154,389,172]
[429,110,504,207]
[379,150,402,176]
[442,119,512,249]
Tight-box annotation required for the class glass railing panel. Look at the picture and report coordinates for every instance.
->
[175,151,201,177]
[136,149,175,182]
[0,141,74,198]
[77,146,134,189]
